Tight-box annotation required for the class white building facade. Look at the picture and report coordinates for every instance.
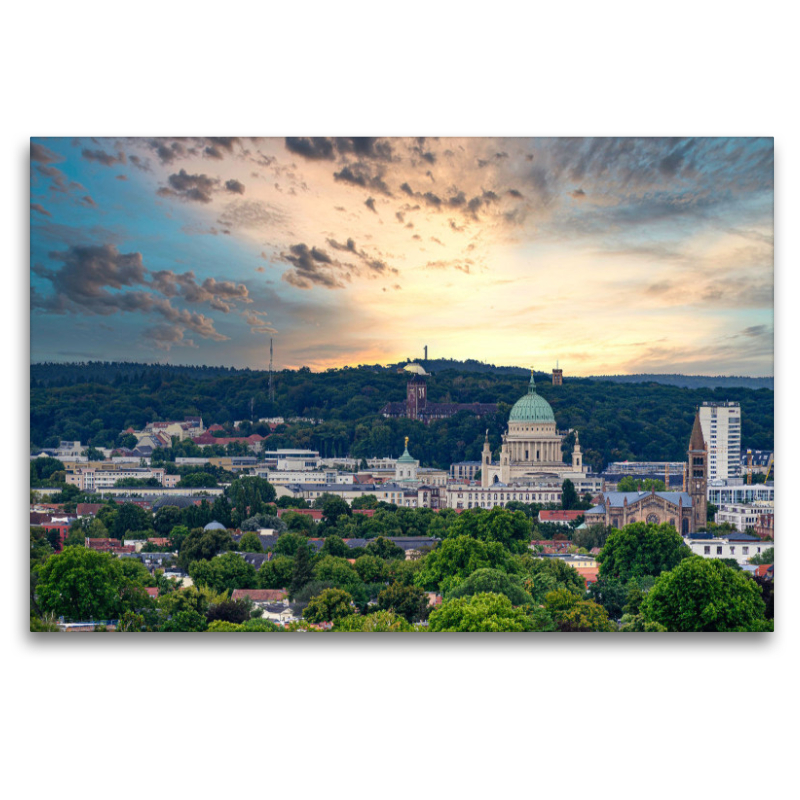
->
[698,402,742,481]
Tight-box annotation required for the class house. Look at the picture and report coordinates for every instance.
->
[144,588,160,599]
[76,503,104,517]
[260,604,297,624]
[538,510,585,526]
[684,533,772,566]
[754,564,774,580]
[232,588,288,605]
[530,540,572,554]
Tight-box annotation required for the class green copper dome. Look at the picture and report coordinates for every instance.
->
[396,437,416,463]
[508,373,555,422]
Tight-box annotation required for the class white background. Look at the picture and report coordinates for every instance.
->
[5,2,795,798]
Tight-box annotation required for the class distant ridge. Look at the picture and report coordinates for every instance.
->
[30,359,773,391]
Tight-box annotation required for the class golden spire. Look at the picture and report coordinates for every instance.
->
[404,436,409,449]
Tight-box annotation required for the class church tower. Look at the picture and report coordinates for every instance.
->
[481,430,492,488]
[688,411,708,532]
[572,430,583,471]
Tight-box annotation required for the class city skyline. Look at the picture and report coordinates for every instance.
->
[30,137,774,376]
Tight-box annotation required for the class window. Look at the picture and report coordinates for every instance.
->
[704,546,710,554]
[743,547,749,555]
[716,546,723,554]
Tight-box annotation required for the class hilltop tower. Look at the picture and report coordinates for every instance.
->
[552,362,563,385]
[688,411,708,531]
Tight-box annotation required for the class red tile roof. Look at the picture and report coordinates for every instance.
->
[754,564,774,577]
[538,510,585,522]
[76,503,103,517]
[144,587,160,598]
[231,589,288,602]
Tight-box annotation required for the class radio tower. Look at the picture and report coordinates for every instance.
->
[268,338,275,402]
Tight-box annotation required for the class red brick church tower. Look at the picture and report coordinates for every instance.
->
[688,411,708,531]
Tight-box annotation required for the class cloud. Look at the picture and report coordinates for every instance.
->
[30,143,62,164]
[365,197,377,213]
[225,178,245,194]
[157,169,219,203]
[82,148,126,166]
[285,137,336,160]
[285,136,394,162]
[333,163,391,195]
[326,237,398,276]
[30,244,238,347]
[217,199,287,231]
[141,324,196,350]
[30,203,51,217]
[569,188,586,199]
[281,243,346,289]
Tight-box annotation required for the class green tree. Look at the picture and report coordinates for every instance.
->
[259,555,295,589]
[160,608,208,632]
[35,546,134,620]
[561,479,578,510]
[641,556,770,632]
[597,522,690,582]
[586,577,629,619]
[321,535,350,558]
[447,568,534,607]
[281,511,315,535]
[334,610,414,632]
[748,547,774,565]
[177,528,235,571]
[417,535,512,593]
[354,555,389,583]
[544,588,617,632]
[154,505,183,536]
[313,556,363,593]
[303,588,354,622]
[351,494,379,510]
[290,543,315,595]
[428,592,553,632]
[113,503,152,538]
[321,495,352,526]
[273,532,312,557]
[239,531,264,553]
[189,552,257,593]
[206,599,252,625]
[377,581,431,622]
[365,537,406,560]
[177,471,218,488]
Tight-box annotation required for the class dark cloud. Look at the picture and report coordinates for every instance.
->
[30,244,240,347]
[225,178,246,194]
[333,163,391,196]
[30,143,62,164]
[285,136,393,162]
[30,203,51,217]
[158,170,219,203]
[365,197,377,213]
[570,188,586,199]
[81,148,126,166]
[116,174,128,181]
[285,137,336,161]
[507,189,523,198]
[326,237,397,277]
[281,243,346,290]
[80,195,97,208]
[141,324,195,350]
[400,182,414,196]
[422,192,442,207]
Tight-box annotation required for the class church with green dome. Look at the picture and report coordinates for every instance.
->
[481,371,586,487]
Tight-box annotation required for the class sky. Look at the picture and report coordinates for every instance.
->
[29,136,774,376]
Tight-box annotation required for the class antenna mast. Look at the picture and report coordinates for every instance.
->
[268,338,275,402]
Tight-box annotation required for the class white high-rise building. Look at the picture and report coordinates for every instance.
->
[698,402,742,481]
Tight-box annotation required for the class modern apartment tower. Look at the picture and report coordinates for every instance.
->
[698,401,741,481]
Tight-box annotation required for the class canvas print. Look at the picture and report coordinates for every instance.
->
[29,137,774,632]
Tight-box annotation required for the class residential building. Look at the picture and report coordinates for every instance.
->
[446,483,562,510]
[698,401,741,481]
[707,482,774,506]
[684,532,772,565]
[66,466,166,491]
[450,461,481,482]
[715,502,773,533]
[538,509,585,526]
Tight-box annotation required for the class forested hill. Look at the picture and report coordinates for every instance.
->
[29,362,774,473]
